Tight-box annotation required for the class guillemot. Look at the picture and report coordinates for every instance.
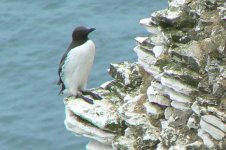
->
[58,26,102,104]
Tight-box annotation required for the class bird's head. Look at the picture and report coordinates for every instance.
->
[72,26,95,41]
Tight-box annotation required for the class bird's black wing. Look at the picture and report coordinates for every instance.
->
[57,41,83,95]
[57,41,75,95]
[57,50,69,85]
[57,51,69,95]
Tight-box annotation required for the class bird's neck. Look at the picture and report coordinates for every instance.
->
[68,39,87,49]
[74,39,88,46]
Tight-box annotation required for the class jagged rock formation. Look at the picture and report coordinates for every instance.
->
[64,0,226,149]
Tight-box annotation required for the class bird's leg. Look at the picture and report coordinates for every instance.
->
[76,93,94,104]
[81,90,102,100]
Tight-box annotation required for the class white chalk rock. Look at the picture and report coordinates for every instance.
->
[163,65,202,82]
[148,95,171,106]
[134,46,157,65]
[100,80,114,89]
[156,143,168,150]
[191,101,201,115]
[147,83,171,106]
[149,34,167,46]
[187,115,199,129]
[157,75,197,96]
[149,81,193,104]
[108,62,142,87]
[144,102,164,119]
[164,107,174,120]
[65,97,119,132]
[134,37,148,45]
[138,62,162,76]
[169,39,215,66]
[140,18,161,34]
[201,115,226,132]
[65,108,115,145]
[163,86,193,104]
[118,95,160,146]
[169,0,192,7]
[135,36,166,58]
[198,129,215,149]
[86,140,113,150]
[153,45,165,57]
[113,135,137,150]
[169,145,186,150]
[200,119,225,140]
[185,141,203,149]
[171,101,191,111]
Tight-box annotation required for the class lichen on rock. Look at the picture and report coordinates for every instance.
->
[64,0,226,149]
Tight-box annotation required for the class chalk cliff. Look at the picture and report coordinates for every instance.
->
[64,0,226,149]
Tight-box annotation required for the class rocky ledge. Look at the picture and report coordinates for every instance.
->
[64,0,226,149]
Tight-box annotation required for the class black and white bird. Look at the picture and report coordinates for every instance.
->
[58,26,102,104]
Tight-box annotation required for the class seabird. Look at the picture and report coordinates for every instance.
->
[58,26,102,104]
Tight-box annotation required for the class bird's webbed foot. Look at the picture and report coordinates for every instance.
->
[81,90,102,100]
[76,94,94,104]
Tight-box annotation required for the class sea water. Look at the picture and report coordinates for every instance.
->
[0,0,167,149]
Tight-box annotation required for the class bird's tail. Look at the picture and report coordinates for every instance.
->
[57,79,61,86]
[58,90,63,96]
[58,83,65,96]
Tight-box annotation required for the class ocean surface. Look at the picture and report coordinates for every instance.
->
[0,0,167,150]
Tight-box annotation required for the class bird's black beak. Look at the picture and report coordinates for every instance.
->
[89,28,96,33]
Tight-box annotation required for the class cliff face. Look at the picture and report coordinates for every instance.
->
[64,0,226,149]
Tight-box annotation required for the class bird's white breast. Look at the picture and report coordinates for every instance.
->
[62,40,95,95]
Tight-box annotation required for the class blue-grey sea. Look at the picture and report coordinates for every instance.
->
[0,0,167,150]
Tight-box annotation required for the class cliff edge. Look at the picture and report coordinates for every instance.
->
[64,0,226,149]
